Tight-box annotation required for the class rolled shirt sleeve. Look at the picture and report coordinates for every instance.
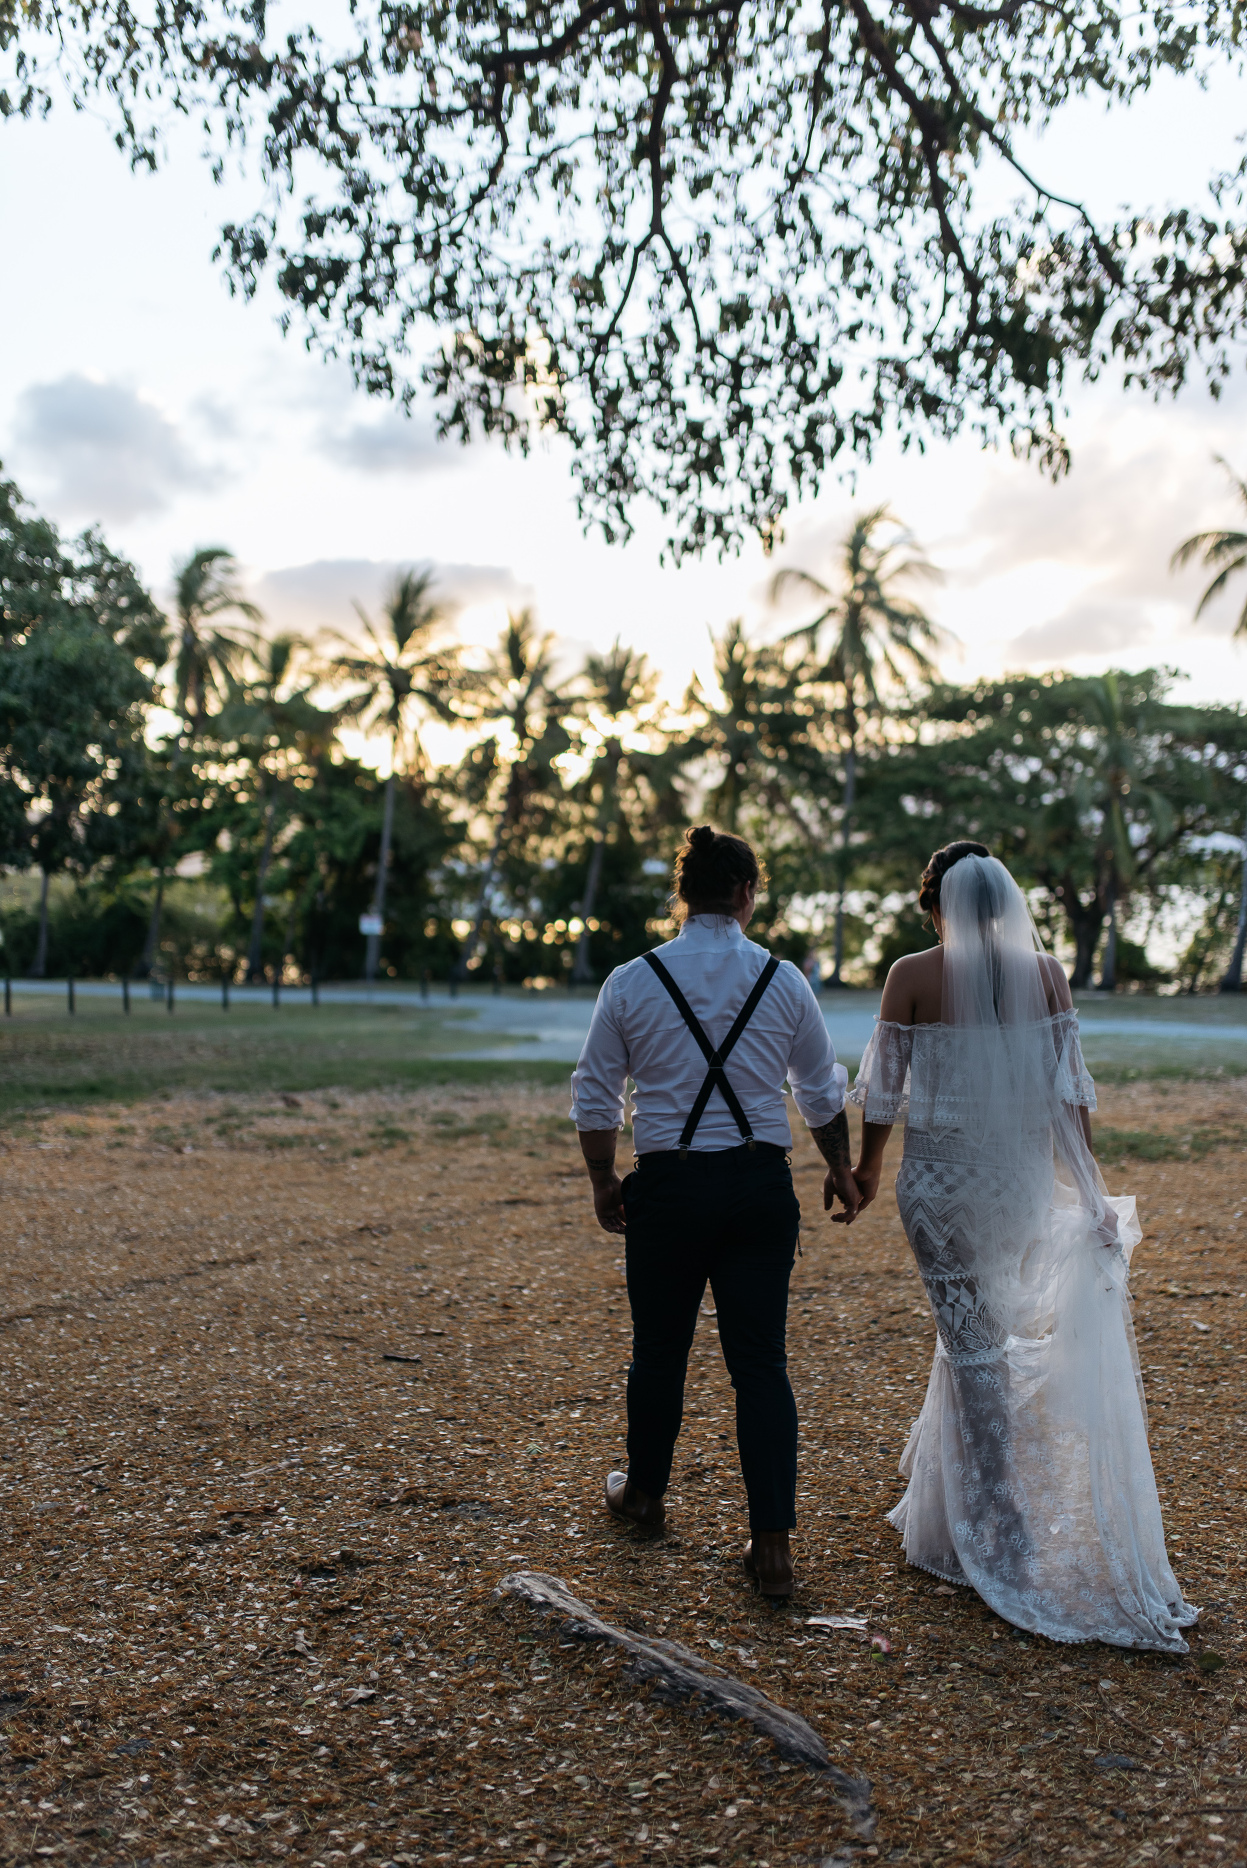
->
[786,975,848,1129]
[569,974,631,1132]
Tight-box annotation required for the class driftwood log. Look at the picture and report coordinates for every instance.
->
[497,1569,875,1842]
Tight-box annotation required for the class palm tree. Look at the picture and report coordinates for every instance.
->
[452,610,571,979]
[771,506,944,984]
[1079,671,1177,992]
[137,547,263,977]
[171,547,264,736]
[217,634,343,982]
[331,569,456,983]
[568,640,661,983]
[1172,458,1247,637]
[1172,460,1247,990]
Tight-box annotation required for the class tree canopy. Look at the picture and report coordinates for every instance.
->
[7,1,1247,553]
[1,469,1245,988]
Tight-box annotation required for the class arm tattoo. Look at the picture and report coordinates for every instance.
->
[809,1110,852,1172]
[583,1154,617,1174]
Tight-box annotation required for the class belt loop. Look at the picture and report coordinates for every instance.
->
[746,1136,755,1151]
[679,1146,689,1162]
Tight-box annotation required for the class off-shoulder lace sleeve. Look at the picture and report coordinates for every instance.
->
[1052,1009,1097,1110]
[848,1020,914,1123]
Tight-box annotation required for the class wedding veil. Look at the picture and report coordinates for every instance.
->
[937,853,1107,1224]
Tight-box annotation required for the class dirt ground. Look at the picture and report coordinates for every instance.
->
[0,1077,1244,1868]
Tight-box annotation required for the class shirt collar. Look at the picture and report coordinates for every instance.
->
[676,915,746,946]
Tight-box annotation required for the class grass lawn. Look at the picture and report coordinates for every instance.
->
[0,994,569,1116]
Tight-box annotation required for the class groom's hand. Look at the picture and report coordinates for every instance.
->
[824,1165,862,1223]
[590,1171,627,1235]
[578,1127,627,1235]
[809,1112,860,1223]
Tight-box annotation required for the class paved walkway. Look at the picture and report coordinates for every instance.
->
[11,978,1247,1063]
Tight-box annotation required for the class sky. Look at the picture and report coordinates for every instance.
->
[4,56,1247,755]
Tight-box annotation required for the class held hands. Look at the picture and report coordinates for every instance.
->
[825,1165,862,1224]
[845,1162,882,1218]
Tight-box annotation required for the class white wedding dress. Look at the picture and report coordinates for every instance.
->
[850,858,1196,1651]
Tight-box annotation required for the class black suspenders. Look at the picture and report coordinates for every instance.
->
[641,951,781,1156]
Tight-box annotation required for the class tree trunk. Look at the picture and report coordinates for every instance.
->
[456,811,508,981]
[571,834,608,984]
[137,869,165,979]
[1220,800,1247,992]
[1062,875,1105,989]
[1098,874,1118,992]
[829,732,856,989]
[29,867,51,979]
[245,795,277,983]
[571,744,621,986]
[365,765,398,984]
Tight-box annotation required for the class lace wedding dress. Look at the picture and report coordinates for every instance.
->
[850,860,1196,1651]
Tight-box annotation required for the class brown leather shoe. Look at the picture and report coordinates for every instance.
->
[604,1470,666,1531]
[743,1531,794,1598]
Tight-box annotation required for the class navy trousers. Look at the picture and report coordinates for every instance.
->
[621,1143,801,1535]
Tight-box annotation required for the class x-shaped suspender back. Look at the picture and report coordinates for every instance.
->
[641,951,781,1156]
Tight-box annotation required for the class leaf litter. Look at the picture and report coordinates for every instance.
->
[0,1077,1243,1865]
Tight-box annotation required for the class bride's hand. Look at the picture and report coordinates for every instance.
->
[851,1164,882,1215]
[1095,1205,1121,1249]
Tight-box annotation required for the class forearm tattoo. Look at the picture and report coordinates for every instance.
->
[809,1110,852,1172]
[583,1155,617,1175]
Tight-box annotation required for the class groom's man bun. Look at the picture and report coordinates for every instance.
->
[918,839,992,916]
[672,826,766,923]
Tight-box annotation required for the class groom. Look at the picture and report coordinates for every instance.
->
[570,825,859,1598]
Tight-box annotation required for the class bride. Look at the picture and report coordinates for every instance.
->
[849,841,1196,1650]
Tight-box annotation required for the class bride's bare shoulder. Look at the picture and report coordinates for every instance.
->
[879,946,943,1023]
[1038,951,1074,1014]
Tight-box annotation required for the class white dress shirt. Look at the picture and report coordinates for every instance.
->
[569,915,848,1154]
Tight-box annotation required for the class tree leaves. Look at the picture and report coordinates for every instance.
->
[12,2,1247,553]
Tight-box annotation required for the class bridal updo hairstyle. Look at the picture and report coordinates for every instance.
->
[672,825,766,924]
[918,840,992,920]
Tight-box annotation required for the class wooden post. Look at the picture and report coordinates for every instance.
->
[122,975,131,1015]
[67,975,75,1015]
[166,978,175,1014]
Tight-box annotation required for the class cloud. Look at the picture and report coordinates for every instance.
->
[11,374,218,521]
[1006,599,1155,665]
[252,558,531,638]
[317,407,451,476]
[954,390,1247,612]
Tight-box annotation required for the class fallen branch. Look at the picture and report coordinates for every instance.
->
[497,1569,875,1841]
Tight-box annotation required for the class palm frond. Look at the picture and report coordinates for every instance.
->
[1193,556,1247,620]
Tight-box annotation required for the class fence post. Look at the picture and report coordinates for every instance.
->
[421,968,429,1002]
[67,974,75,1015]
[4,976,10,1017]
[166,978,175,1014]
[221,976,230,1012]
[312,975,320,1008]
[122,975,131,1015]
[272,976,281,1009]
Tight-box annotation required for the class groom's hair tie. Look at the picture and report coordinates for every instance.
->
[919,839,992,917]
[672,825,766,923]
